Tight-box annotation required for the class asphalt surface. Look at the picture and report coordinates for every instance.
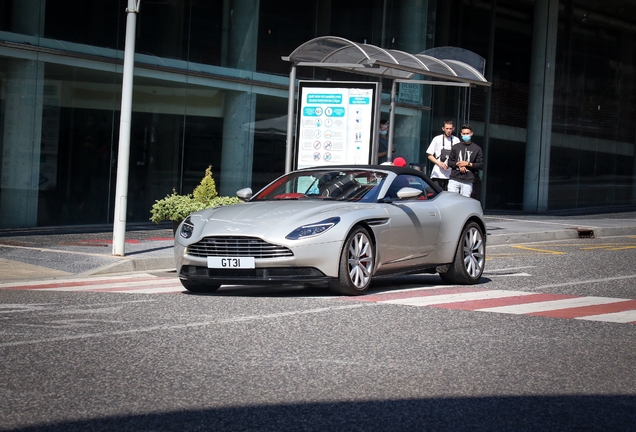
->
[0,210,635,283]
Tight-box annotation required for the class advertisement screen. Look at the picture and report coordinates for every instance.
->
[295,81,378,170]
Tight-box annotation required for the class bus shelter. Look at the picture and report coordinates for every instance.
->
[282,36,491,172]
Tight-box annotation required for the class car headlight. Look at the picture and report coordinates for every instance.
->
[179,216,195,239]
[285,217,340,240]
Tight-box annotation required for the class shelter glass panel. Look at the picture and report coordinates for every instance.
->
[251,94,288,192]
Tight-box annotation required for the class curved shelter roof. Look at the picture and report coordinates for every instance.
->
[283,36,490,86]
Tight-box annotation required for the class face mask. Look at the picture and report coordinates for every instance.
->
[462,135,471,143]
[379,130,387,135]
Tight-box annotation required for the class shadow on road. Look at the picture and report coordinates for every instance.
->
[10,394,636,431]
[180,273,491,298]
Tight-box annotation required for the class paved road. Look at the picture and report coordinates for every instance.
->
[1,235,636,431]
[1,211,635,283]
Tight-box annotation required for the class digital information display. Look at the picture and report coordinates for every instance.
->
[294,81,378,170]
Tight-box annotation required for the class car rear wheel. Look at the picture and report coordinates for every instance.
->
[180,279,221,293]
[328,227,374,296]
[439,221,485,285]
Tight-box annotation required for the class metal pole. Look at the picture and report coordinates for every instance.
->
[285,64,297,173]
[112,0,140,256]
[388,80,397,162]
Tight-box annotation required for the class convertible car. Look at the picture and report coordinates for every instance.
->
[174,165,486,295]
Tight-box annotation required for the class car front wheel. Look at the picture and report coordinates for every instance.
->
[328,227,374,296]
[439,221,485,285]
[180,279,221,293]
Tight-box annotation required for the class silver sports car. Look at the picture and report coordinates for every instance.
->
[174,165,486,295]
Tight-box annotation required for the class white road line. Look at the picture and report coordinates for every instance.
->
[486,272,532,277]
[372,285,449,295]
[113,286,185,294]
[0,273,161,288]
[382,290,535,306]
[575,310,636,323]
[36,278,179,292]
[484,266,535,273]
[0,303,369,347]
[477,297,629,314]
[532,274,636,291]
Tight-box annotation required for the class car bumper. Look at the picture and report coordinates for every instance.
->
[175,238,344,283]
[178,265,333,285]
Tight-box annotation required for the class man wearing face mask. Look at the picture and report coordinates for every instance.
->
[448,124,483,198]
[377,119,395,164]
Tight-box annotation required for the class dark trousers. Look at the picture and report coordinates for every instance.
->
[431,178,449,191]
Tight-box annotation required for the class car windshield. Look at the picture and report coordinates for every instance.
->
[252,170,388,202]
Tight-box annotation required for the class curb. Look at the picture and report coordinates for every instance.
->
[83,257,175,276]
[487,226,636,247]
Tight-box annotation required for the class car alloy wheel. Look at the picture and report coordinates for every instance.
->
[462,224,485,278]
[329,227,374,295]
[439,221,485,285]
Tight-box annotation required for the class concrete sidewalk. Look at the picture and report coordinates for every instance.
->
[1,211,635,283]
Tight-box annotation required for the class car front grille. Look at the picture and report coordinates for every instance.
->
[187,236,293,258]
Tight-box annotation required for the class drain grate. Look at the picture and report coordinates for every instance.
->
[577,228,595,238]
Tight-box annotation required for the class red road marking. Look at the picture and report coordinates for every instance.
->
[354,286,489,302]
[1,277,162,290]
[528,299,636,319]
[429,293,578,310]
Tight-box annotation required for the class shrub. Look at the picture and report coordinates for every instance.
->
[150,167,242,223]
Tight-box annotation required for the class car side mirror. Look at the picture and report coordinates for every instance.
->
[236,188,252,200]
[396,187,423,199]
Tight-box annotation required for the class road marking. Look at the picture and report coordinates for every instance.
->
[353,286,636,325]
[4,273,636,325]
[0,274,184,294]
[0,273,161,288]
[477,296,629,314]
[0,303,368,347]
[580,245,636,251]
[383,289,537,306]
[485,266,535,273]
[35,278,182,292]
[529,299,636,319]
[532,274,636,290]
[575,310,636,323]
[512,245,565,254]
[428,293,576,311]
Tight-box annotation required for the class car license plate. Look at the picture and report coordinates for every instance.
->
[207,257,255,269]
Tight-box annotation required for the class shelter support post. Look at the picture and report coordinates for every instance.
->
[285,64,297,173]
[388,80,397,162]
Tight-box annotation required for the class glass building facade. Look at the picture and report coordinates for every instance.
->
[1,0,635,229]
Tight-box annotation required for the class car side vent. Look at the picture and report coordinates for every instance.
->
[187,236,294,258]
[365,218,390,227]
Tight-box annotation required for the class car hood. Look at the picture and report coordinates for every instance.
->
[186,201,380,239]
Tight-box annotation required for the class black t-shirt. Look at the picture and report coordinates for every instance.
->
[448,141,483,182]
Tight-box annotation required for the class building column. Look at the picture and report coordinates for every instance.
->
[219,0,259,196]
[220,91,256,196]
[395,0,428,164]
[622,35,636,204]
[523,0,559,213]
[0,0,45,228]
